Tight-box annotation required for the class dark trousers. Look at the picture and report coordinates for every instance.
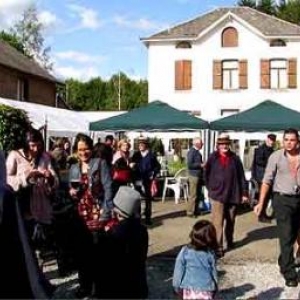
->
[273,193,300,280]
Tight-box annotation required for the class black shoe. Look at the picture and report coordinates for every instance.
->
[145,219,153,226]
[75,287,92,299]
[285,279,298,287]
[258,216,272,223]
[226,242,235,252]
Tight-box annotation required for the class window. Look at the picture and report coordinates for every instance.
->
[270,59,287,89]
[176,41,192,49]
[221,109,239,117]
[261,58,297,89]
[17,78,29,101]
[270,39,286,47]
[175,60,192,90]
[222,60,239,89]
[222,27,238,47]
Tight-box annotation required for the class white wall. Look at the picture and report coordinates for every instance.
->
[148,16,300,121]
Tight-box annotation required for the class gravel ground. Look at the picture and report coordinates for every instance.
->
[44,201,300,299]
[46,258,300,299]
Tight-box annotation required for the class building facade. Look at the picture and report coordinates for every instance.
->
[142,7,300,121]
[0,41,64,108]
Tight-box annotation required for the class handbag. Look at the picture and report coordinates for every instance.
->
[112,169,131,183]
[150,179,158,197]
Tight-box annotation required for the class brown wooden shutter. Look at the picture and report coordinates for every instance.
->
[213,60,222,89]
[239,60,248,89]
[288,58,297,89]
[175,60,183,90]
[175,60,192,90]
[222,27,238,47]
[260,59,270,89]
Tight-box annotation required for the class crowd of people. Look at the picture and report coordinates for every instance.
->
[1,127,300,299]
[0,130,160,299]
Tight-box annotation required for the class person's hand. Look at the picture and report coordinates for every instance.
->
[69,188,79,199]
[242,195,249,204]
[253,202,263,216]
[43,169,52,178]
[129,162,135,168]
[27,170,42,181]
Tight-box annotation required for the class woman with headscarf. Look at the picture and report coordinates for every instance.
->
[0,150,54,299]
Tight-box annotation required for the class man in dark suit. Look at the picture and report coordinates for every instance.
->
[251,133,276,223]
[186,137,204,217]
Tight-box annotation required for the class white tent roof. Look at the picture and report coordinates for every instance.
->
[0,97,90,137]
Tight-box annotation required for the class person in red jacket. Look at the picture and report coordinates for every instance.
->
[205,133,248,258]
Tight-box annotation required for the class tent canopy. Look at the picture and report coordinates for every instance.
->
[89,100,209,132]
[0,97,89,137]
[210,100,300,131]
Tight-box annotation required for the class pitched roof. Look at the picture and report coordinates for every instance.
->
[0,40,59,83]
[142,7,300,41]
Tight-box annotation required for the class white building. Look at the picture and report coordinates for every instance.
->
[141,6,300,122]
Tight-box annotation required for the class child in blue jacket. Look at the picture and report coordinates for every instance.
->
[173,220,218,300]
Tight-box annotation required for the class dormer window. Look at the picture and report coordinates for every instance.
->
[222,27,238,47]
[175,41,192,49]
[270,39,286,47]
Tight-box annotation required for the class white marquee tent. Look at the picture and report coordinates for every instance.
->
[0,97,90,137]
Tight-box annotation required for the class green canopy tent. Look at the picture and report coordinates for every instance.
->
[89,100,209,131]
[210,100,300,131]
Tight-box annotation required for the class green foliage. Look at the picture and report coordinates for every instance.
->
[0,30,25,54]
[167,159,187,176]
[65,73,148,111]
[150,137,165,156]
[0,105,31,153]
[277,0,300,25]
[237,0,256,8]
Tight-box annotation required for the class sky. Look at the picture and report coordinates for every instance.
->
[0,0,237,82]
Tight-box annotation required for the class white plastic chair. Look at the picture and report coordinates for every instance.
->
[162,168,189,204]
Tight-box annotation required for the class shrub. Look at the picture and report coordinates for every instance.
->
[168,159,187,176]
[0,104,31,153]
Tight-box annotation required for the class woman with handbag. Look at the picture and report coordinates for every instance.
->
[112,139,134,196]
[68,133,114,298]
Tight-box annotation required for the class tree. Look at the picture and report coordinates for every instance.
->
[256,0,277,15]
[0,30,25,54]
[237,0,256,8]
[0,105,31,154]
[277,0,300,25]
[11,4,53,70]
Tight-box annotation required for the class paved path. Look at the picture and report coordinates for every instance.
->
[49,198,300,299]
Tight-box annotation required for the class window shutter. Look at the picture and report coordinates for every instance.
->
[213,60,222,89]
[288,58,297,89]
[175,61,183,90]
[239,60,248,89]
[222,27,238,47]
[260,59,270,89]
[175,60,192,90]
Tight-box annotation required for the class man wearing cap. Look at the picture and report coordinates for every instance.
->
[251,133,277,223]
[254,128,300,287]
[131,137,160,225]
[205,133,248,258]
[186,137,204,217]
